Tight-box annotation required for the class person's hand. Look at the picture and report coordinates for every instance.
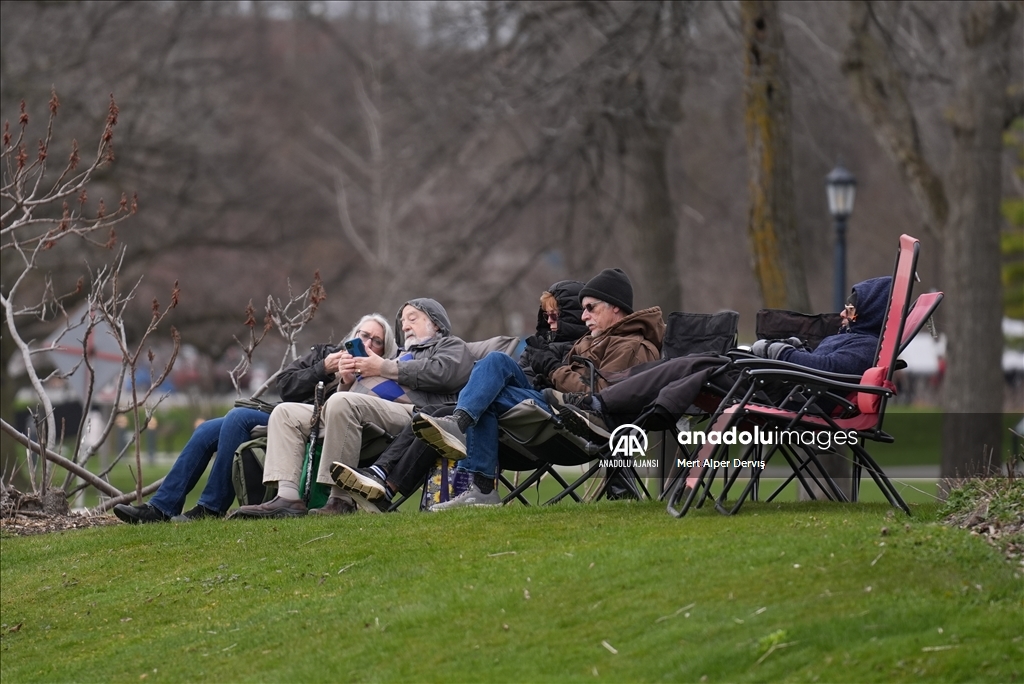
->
[525,334,546,349]
[351,347,385,378]
[529,346,562,377]
[766,341,795,360]
[336,351,357,384]
[324,349,347,375]
[750,339,770,358]
[751,338,801,359]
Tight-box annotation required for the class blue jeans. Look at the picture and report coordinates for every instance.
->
[456,352,551,479]
[149,407,269,516]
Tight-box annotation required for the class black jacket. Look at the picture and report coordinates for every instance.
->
[276,343,341,403]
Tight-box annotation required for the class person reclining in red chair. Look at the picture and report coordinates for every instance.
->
[545,276,893,439]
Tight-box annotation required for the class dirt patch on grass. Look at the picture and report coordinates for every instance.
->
[1,511,119,536]
[1,485,118,536]
[940,476,1023,569]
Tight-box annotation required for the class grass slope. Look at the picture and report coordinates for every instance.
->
[2,500,1021,682]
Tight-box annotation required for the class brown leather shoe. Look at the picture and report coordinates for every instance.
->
[227,496,307,519]
[309,495,357,516]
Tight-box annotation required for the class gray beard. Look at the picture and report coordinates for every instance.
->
[403,332,435,347]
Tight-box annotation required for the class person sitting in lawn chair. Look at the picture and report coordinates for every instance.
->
[407,268,665,510]
[229,298,475,519]
[544,276,893,440]
[112,313,398,524]
[330,280,590,509]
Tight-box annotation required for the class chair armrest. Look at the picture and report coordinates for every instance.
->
[744,367,894,396]
[732,356,863,383]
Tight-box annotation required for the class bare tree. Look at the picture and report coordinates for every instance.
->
[1,91,183,506]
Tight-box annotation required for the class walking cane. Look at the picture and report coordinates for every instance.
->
[302,381,325,503]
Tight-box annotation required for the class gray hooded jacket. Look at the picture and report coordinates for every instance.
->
[391,298,475,407]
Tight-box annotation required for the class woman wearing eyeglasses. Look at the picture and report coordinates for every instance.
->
[518,280,588,389]
[112,313,397,524]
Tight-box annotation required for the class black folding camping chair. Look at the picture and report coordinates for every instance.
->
[493,311,741,506]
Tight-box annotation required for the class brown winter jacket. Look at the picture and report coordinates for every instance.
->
[548,306,665,393]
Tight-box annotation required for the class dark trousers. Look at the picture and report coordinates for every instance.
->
[375,404,456,496]
[598,355,731,426]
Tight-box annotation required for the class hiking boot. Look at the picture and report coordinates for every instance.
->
[330,462,388,501]
[557,404,611,440]
[113,502,169,524]
[543,388,592,412]
[309,495,357,516]
[170,504,224,522]
[429,482,500,511]
[413,414,467,461]
[227,496,307,520]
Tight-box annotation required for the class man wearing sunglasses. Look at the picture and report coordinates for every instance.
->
[409,268,665,510]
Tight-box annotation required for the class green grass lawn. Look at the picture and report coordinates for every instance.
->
[2,500,1021,682]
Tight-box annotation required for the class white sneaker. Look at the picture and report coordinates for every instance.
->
[429,482,500,511]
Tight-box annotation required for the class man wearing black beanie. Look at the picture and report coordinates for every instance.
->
[577,268,634,315]
[412,267,666,510]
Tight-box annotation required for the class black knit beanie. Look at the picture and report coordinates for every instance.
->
[579,268,633,314]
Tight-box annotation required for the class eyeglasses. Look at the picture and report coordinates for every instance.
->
[582,302,606,313]
[544,311,559,322]
[356,330,385,349]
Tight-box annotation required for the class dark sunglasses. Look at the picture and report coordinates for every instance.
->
[356,330,385,349]
[582,302,606,313]
[544,311,559,322]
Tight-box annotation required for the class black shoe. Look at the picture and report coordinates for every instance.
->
[556,403,611,440]
[170,504,224,522]
[346,490,392,514]
[543,388,592,411]
[113,502,169,525]
[330,462,389,501]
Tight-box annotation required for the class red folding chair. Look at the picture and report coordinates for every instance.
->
[667,234,942,517]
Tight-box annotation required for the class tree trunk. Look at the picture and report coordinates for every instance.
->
[843,0,1017,481]
[627,124,683,314]
[940,1,1016,479]
[741,0,811,312]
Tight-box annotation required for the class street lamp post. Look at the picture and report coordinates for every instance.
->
[826,165,857,313]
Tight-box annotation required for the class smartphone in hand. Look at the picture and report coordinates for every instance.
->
[344,338,368,357]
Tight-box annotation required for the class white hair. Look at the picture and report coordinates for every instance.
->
[344,313,398,359]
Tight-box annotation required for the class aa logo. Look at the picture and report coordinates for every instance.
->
[609,424,649,458]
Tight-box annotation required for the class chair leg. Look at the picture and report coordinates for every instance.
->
[500,467,548,505]
[666,469,706,518]
[852,444,911,515]
[546,462,602,504]
[498,472,532,506]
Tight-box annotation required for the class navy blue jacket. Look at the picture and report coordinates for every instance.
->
[776,276,891,376]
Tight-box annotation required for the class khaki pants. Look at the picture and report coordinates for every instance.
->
[263,394,415,486]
